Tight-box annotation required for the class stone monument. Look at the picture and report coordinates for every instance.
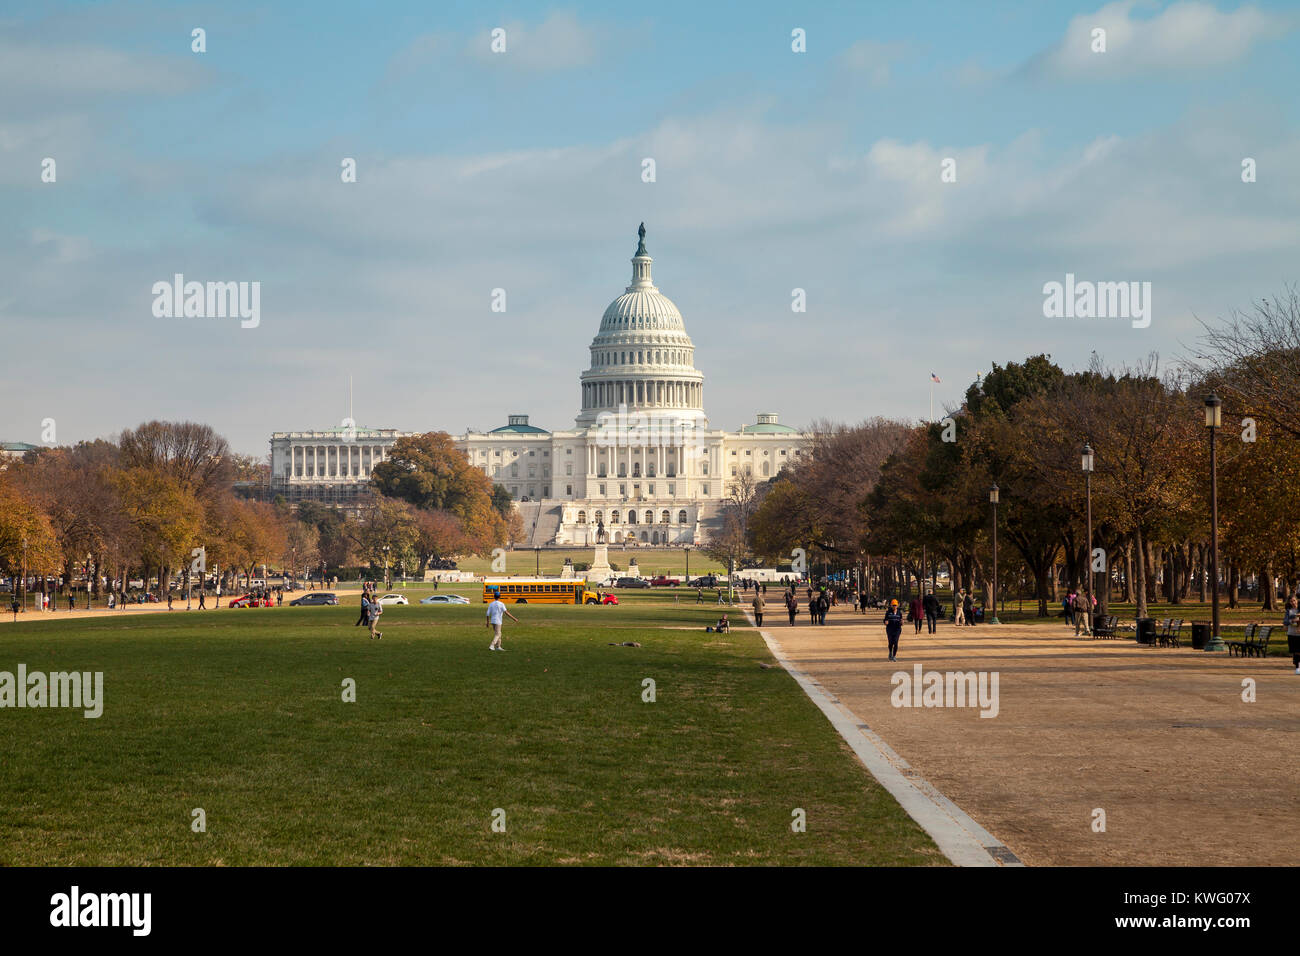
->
[588,520,613,584]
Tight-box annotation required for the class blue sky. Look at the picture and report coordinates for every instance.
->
[3,0,1299,454]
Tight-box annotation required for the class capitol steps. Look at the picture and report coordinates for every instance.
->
[521,501,563,548]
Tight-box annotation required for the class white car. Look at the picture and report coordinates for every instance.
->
[419,594,471,605]
[376,593,408,606]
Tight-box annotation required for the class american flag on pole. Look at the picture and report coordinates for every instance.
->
[930,372,941,383]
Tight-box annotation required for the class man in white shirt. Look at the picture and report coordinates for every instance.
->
[486,594,519,651]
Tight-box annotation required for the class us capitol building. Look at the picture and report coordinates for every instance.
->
[268,226,807,547]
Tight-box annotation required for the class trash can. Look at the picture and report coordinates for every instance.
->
[1136,617,1156,645]
[1190,622,1211,650]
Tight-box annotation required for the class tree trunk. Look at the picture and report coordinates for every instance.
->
[1227,563,1239,609]
[1121,543,1132,603]
[1261,564,1275,611]
[1034,563,1051,617]
[1197,543,1207,602]
[1134,526,1148,620]
[1099,549,1111,614]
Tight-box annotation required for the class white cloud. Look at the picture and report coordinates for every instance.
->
[475,11,599,70]
[838,39,906,87]
[0,37,207,102]
[390,11,603,78]
[1029,0,1290,78]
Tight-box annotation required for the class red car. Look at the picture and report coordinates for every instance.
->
[648,576,678,587]
[595,592,619,605]
[229,594,272,608]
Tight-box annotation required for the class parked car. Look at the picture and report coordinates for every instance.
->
[229,594,272,608]
[615,577,651,588]
[375,593,408,606]
[420,594,471,605]
[599,592,619,605]
[648,576,679,587]
[289,592,338,606]
[689,575,718,588]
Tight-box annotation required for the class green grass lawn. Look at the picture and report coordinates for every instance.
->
[0,600,943,866]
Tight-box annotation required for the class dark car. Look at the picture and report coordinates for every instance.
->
[615,577,651,588]
[689,575,718,588]
[289,592,337,606]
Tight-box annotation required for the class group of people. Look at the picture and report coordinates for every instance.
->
[356,583,384,640]
[1062,588,1099,635]
[775,586,833,625]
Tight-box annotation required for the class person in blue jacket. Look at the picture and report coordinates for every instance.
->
[884,598,904,662]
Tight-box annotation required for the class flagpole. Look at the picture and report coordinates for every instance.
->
[929,380,934,423]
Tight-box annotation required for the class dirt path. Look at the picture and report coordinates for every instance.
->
[0,588,367,624]
[772,608,1299,866]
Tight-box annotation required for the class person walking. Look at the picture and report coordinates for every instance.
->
[954,589,966,626]
[1285,596,1300,675]
[751,591,765,627]
[787,594,798,625]
[486,592,518,651]
[696,587,703,604]
[197,589,206,610]
[884,599,904,662]
[368,595,383,640]
[909,594,924,634]
[356,588,370,628]
[923,590,940,634]
[963,590,975,627]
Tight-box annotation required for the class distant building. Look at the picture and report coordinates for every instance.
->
[267,226,808,544]
[0,441,39,469]
[267,427,413,507]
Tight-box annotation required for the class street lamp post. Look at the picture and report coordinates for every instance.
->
[989,484,1001,624]
[1204,394,1225,651]
[382,545,390,591]
[535,546,541,577]
[684,546,691,585]
[21,536,28,614]
[1082,442,1095,634]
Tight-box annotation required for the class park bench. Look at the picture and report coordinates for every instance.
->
[1228,624,1271,658]
[1092,615,1119,639]
[1158,619,1184,647]
[1225,623,1256,657]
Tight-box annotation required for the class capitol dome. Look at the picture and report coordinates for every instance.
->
[576,224,707,428]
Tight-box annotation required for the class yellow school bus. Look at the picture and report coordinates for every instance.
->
[483,579,600,605]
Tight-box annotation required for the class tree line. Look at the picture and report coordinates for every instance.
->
[716,289,1300,617]
[0,427,520,599]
